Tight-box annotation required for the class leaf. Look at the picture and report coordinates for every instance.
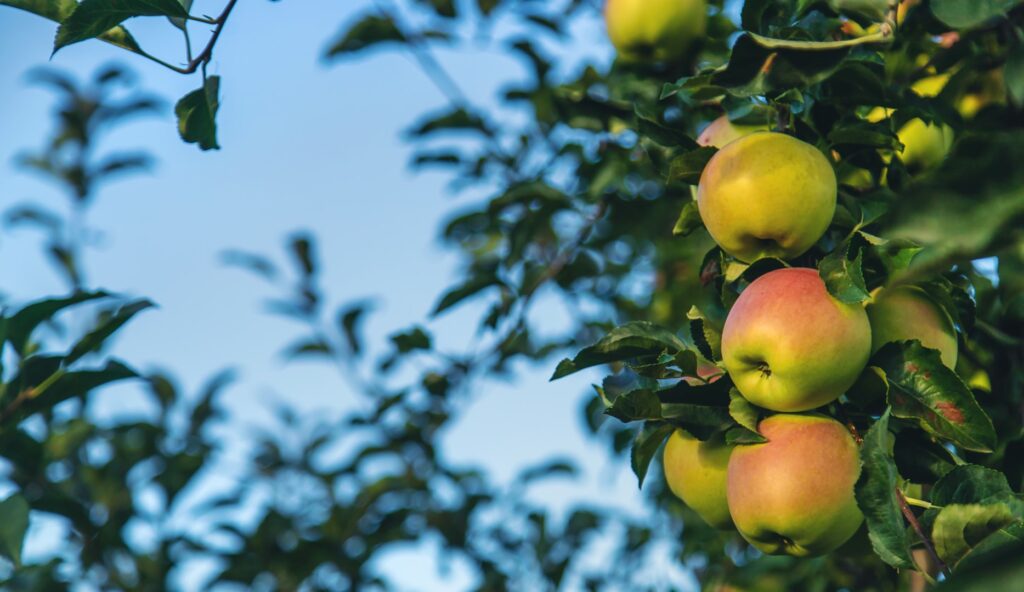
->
[15,359,139,423]
[634,104,697,148]
[855,410,916,569]
[936,537,1024,590]
[931,465,1022,509]
[631,422,674,489]
[0,494,29,565]
[932,503,1018,568]
[727,388,762,436]
[551,322,686,380]
[712,33,851,97]
[893,428,958,483]
[432,273,498,316]
[282,338,333,360]
[54,0,186,51]
[930,0,1022,29]
[516,458,577,485]
[338,301,373,356]
[667,147,717,185]
[168,0,192,31]
[175,76,220,151]
[819,238,870,303]
[686,306,722,362]
[390,326,432,353]
[672,200,703,236]
[2,0,144,53]
[874,341,996,453]
[66,299,154,365]
[1006,45,1024,106]
[6,291,112,356]
[289,233,316,276]
[325,14,405,57]
[604,389,663,422]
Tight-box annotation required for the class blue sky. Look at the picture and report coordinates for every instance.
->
[0,2,692,589]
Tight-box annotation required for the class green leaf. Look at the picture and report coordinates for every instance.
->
[931,465,1022,509]
[605,389,663,422]
[686,306,722,362]
[167,0,192,31]
[13,359,139,423]
[1006,45,1024,106]
[630,422,674,489]
[875,341,996,452]
[390,326,432,353]
[551,322,686,380]
[932,503,1018,568]
[855,409,916,569]
[893,429,958,483]
[54,0,186,51]
[634,104,697,148]
[175,76,221,151]
[930,0,1022,29]
[66,299,154,365]
[667,147,718,185]
[672,200,703,236]
[819,239,870,303]
[6,291,112,356]
[712,33,851,97]
[432,272,498,316]
[727,388,762,437]
[2,0,144,53]
[0,494,29,565]
[325,14,406,57]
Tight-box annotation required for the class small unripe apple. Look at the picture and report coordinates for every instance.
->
[868,74,954,172]
[604,0,707,63]
[866,286,958,368]
[697,115,770,149]
[722,268,872,412]
[727,414,863,556]
[697,132,836,263]
[663,429,733,529]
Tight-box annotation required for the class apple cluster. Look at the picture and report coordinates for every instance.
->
[663,123,961,557]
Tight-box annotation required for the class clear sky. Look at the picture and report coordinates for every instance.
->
[0,2,692,590]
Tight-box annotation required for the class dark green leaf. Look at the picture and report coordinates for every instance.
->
[672,200,703,236]
[667,147,717,185]
[390,326,432,353]
[631,422,674,489]
[932,503,1018,568]
[325,14,405,56]
[819,239,870,303]
[855,410,916,569]
[551,322,686,380]
[66,299,154,365]
[727,388,762,436]
[687,306,722,362]
[6,291,111,356]
[54,0,186,51]
[175,76,220,151]
[605,389,662,422]
[875,341,996,452]
[930,0,1022,29]
[0,494,29,565]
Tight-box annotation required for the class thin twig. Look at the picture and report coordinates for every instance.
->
[148,0,239,75]
[896,487,950,578]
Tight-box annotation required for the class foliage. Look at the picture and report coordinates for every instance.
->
[1,0,1024,590]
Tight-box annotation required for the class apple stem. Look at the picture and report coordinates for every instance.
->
[896,488,950,578]
[902,495,937,510]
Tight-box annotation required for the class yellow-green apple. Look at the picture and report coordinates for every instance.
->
[867,74,954,172]
[866,285,958,368]
[697,132,836,263]
[697,115,770,149]
[663,429,733,529]
[727,414,863,556]
[721,268,872,412]
[604,0,707,63]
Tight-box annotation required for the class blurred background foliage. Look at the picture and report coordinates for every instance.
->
[0,0,1022,590]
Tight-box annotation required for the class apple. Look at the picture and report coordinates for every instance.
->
[663,429,733,529]
[721,268,872,412]
[697,132,837,263]
[867,74,954,172]
[604,0,707,63]
[697,115,770,149]
[727,414,863,556]
[866,285,958,368]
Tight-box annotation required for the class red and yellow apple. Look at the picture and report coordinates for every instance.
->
[663,429,733,529]
[866,285,958,368]
[604,0,707,63]
[697,132,837,263]
[727,414,863,556]
[721,268,872,412]
[697,115,770,149]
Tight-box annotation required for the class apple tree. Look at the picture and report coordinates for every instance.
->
[1,0,1023,590]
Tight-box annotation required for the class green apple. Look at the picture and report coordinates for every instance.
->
[604,0,707,63]
[722,267,872,412]
[697,132,836,263]
[727,414,863,557]
[663,429,733,529]
[866,285,958,368]
[697,115,770,149]
[867,74,954,173]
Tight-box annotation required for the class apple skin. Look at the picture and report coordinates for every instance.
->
[604,0,707,63]
[663,429,733,529]
[697,132,837,263]
[697,115,770,149]
[867,74,954,173]
[727,414,863,557]
[866,285,958,368]
[721,268,872,412]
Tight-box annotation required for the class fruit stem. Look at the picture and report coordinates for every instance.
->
[901,495,937,510]
[896,488,950,578]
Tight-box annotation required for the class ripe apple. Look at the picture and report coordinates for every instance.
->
[721,268,872,412]
[604,0,707,63]
[697,115,770,149]
[727,414,863,556]
[663,429,733,529]
[867,74,954,172]
[866,285,958,368]
[697,132,837,263]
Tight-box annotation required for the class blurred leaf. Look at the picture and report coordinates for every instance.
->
[932,503,1018,568]
[894,428,957,483]
[855,409,916,569]
[289,233,316,277]
[634,105,697,148]
[432,271,499,316]
[1007,45,1024,106]
[66,299,154,365]
[667,147,717,185]
[0,494,29,566]
[221,250,279,281]
[6,291,111,356]
[325,14,405,57]
[390,326,432,353]
[2,0,144,53]
[712,34,850,97]
[338,301,373,356]
[930,0,1022,29]
[517,458,577,485]
[552,322,686,380]
[168,0,192,31]
[175,76,220,151]
[630,422,673,489]
[54,0,186,52]
[875,341,996,453]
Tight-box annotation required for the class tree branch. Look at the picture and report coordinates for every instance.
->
[896,487,950,578]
